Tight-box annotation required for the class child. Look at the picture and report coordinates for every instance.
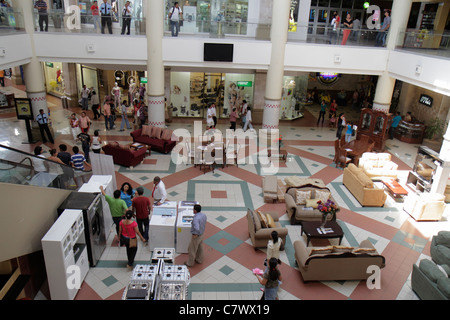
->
[345,121,353,143]
[329,111,336,128]
[69,113,80,141]
[229,107,237,130]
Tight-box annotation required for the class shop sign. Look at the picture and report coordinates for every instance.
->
[140,77,148,84]
[236,81,252,87]
[45,62,54,68]
[419,94,433,107]
[317,72,340,86]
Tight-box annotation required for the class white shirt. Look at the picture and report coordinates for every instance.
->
[152,180,167,203]
[246,109,252,122]
[169,6,182,21]
[206,108,214,126]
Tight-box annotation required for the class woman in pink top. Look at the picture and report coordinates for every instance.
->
[103,98,113,130]
[229,107,237,130]
[79,112,91,133]
[119,210,146,269]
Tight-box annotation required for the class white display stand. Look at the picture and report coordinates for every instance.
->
[41,209,89,300]
[149,201,178,251]
[78,175,114,232]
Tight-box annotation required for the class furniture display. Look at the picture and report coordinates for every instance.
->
[262,176,278,203]
[284,179,339,225]
[343,163,387,207]
[382,178,408,200]
[102,142,147,167]
[358,152,398,180]
[403,192,446,221]
[293,239,385,282]
[341,139,373,166]
[412,231,450,300]
[130,125,177,154]
[334,139,351,168]
[357,108,392,151]
[301,220,344,247]
[41,209,89,300]
[247,208,288,250]
[407,146,442,193]
[394,120,425,144]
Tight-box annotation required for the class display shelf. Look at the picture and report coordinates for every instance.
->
[357,108,392,151]
[394,121,425,144]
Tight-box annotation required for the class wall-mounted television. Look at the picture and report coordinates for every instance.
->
[203,43,233,62]
[419,94,433,107]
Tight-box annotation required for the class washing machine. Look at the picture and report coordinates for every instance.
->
[149,201,177,251]
[175,206,194,253]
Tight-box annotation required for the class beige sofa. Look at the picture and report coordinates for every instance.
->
[358,152,398,180]
[285,179,339,225]
[403,192,447,221]
[294,240,386,282]
[343,163,387,207]
[247,209,288,250]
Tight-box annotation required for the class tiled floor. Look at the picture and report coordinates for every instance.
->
[1,79,449,301]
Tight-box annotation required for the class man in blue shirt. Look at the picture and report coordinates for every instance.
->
[99,0,112,34]
[185,204,207,267]
[390,111,402,139]
[35,109,54,144]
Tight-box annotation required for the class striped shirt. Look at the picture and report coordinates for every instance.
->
[191,212,207,236]
[71,153,86,170]
[35,1,47,14]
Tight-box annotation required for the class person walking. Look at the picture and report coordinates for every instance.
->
[121,1,132,35]
[77,131,91,163]
[255,257,282,300]
[229,107,237,130]
[34,0,48,32]
[100,0,113,34]
[80,85,90,110]
[91,129,102,153]
[152,176,167,206]
[265,231,282,267]
[119,210,147,269]
[317,99,327,126]
[100,186,128,245]
[345,121,353,143]
[168,2,182,37]
[69,113,80,141]
[91,90,100,119]
[35,109,54,144]
[243,106,254,132]
[120,182,135,208]
[336,113,346,139]
[119,100,132,131]
[132,186,151,243]
[375,9,391,47]
[185,204,207,268]
[103,97,113,130]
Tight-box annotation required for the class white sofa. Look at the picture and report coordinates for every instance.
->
[358,152,398,180]
[403,193,447,221]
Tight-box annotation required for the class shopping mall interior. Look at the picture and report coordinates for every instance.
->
[1,0,450,304]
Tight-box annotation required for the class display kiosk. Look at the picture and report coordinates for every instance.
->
[176,201,198,253]
[149,201,178,251]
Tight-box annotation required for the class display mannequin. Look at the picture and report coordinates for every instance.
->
[111,82,121,108]
[128,78,136,104]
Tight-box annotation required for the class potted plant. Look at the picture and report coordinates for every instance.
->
[316,199,338,229]
[425,117,446,140]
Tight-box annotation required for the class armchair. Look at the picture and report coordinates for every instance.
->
[247,209,288,250]
[403,193,446,221]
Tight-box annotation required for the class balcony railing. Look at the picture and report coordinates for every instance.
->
[0,9,25,34]
[396,30,450,59]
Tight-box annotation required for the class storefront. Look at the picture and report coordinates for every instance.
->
[281,74,309,120]
[43,61,65,97]
[76,64,100,101]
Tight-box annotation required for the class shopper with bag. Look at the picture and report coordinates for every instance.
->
[255,257,283,300]
[119,210,147,269]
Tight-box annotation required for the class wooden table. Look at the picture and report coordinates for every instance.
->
[382,178,408,200]
[341,140,371,166]
[130,143,151,157]
[301,220,344,247]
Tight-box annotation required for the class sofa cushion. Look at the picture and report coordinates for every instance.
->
[333,245,354,253]
[295,190,312,205]
[142,125,152,137]
[353,247,377,255]
[419,259,447,283]
[252,210,262,231]
[315,190,330,203]
[266,213,276,228]
[109,141,119,147]
[305,198,320,208]
[347,163,361,173]
[436,231,450,247]
[256,210,268,228]
[377,153,391,161]
[433,244,450,265]
[437,264,450,277]
[437,277,450,299]
[310,246,334,256]
[355,171,374,188]
[161,128,173,141]
[152,126,163,139]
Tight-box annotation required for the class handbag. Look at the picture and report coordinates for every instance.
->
[124,222,137,248]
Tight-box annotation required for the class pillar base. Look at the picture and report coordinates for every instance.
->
[372,102,390,114]
[147,95,165,128]
[262,99,281,129]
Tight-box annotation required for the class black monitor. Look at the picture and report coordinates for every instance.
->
[203,43,233,62]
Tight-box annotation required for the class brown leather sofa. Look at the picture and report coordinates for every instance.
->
[130,125,177,154]
[294,239,386,282]
[247,208,288,250]
[343,163,387,207]
[102,142,147,167]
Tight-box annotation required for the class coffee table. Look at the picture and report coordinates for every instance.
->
[381,178,408,200]
[301,220,344,247]
[130,143,151,157]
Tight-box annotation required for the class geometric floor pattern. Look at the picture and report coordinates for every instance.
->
[1,81,449,301]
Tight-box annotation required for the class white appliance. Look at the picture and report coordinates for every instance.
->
[41,209,89,300]
[176,206,194,253]
[78,175,114,232]
[149,201,178,251]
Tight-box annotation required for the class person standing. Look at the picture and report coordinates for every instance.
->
[390,111,402,139]
[120,182,135,208]
[317,100,327,126]
[70,145,90,171]
[255,258,282,300]
[119,210,146,269]
[168,2,182,37]
[35,109,54,144]
[33,146,47,173]
[328,12,339,44]
[91,129,102,153]
[34,0,48,32]
[243,106,254,132]
[375,9,391,47]
[100,0,113,34]
[79,111,91,134]
[211,103,217,129]
[57,144,72,165]
[80,85,90,110]
[206,104,214,130]
[77,131,91,163]
[229,107,237,130]
[152,176,167,206]
[341,13,353,45]
[121,1,132,35]
[336,113,346,139]
[69,113,80,141]
[91,1,100,32]
[119,100,132,131]
[132,186,151,243]
[345,121,353,143]
[100,186,128,245]
[240,99,248,127]
[185,204,207,268]
[103,97,113,130]
[91,90,100,119]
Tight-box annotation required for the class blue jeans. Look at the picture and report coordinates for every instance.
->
[105,115,114,130]
[170,20,179,37]
[120,114,131,130]
[93,15,100,31]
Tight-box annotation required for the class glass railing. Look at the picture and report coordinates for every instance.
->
[396,31,450,58]
[0,144,92,190]
[0,10,25,34]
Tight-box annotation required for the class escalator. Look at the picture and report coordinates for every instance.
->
[0,144,92,190]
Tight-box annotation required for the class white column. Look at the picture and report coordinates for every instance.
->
[262,0,290,129]
[372,71,395,113]
[146,0,165,128]
[18,0,49,120]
